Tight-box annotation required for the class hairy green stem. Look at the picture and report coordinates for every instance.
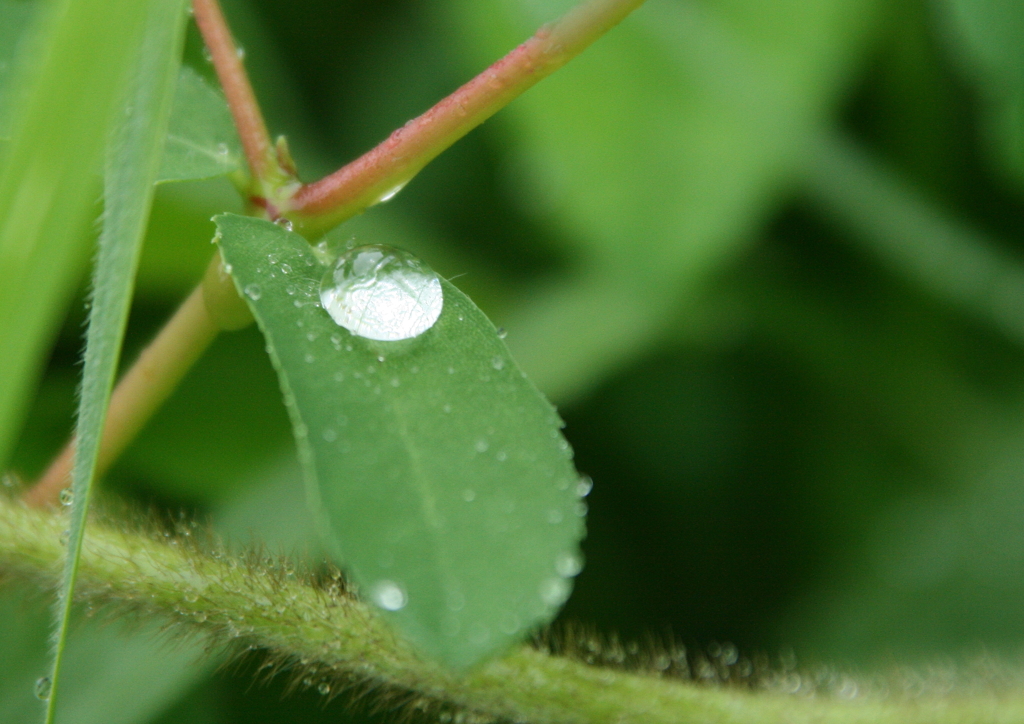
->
[2,495,1023,724]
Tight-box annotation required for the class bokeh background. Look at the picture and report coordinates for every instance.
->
[5,0,1024,721]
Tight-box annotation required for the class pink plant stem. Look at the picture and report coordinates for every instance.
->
[288,0,648,231]
[192,0,273,183]
[24,285,219,508]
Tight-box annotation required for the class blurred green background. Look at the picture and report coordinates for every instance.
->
[6,0,1024,721]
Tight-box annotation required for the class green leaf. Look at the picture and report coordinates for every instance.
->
[937,0,1024,185]
[215,213,585,668]
[157,66,244,184]
[0,0,159,472]
[46,0,190,720]
[0,584,215,724]
[0,0,40,141]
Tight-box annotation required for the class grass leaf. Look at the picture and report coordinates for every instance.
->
[216,213,585,668]
[0,0,39,141]
[0,0,156,471]
[45,0,191,720]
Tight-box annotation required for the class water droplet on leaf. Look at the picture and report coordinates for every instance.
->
[34,677,51,700]
[244,284,262,301]
[555,551,583,578]
[370,580,408,611]
[376,181,407,204]
[539,577,571,607]
[319,246,442,341]
[59,488,73,506]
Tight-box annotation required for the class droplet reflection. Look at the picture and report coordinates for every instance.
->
[370,579,408,611]
[320,245,442,341]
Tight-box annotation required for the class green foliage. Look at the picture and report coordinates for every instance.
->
[5,0,1024,722]
[0,0,38,140]
[937,0,1024,184]
[216,214,585,667]
[46,0,191,719]
[0,0,154,471]
[157,66,243,183]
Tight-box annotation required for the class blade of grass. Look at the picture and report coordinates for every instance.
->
[0,0,157,472]
[43,0,191,721]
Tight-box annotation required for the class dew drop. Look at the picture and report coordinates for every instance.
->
[546,509,563,524]
[555,551,583,578]
[496,327,507,339]
[461,488,476,502]
[243,284,262,301]
[320,246,442,341]
[280,263,292,274]
[59,488,73,506]
[274,218,293,232]
[576,476,593,498]
[474,439,489,453]
[34,677,51,701]
[317,682,331,696]
[491,356,505,371]
[202,46,213,62]
[322,428,337,442]
[370,580,408,611]
[376,181,407,203]
[235,46,246,60]
[539,577,571,607]
[215,142,229,157]
[304,353,315,363]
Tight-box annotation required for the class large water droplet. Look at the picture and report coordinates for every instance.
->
[370,579,408,611]
[34,677,51,700]
[244,283,262,301]
[59,488,73,506]
[320,245,442,341]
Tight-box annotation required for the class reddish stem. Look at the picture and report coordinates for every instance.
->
[192,0,274,183]
[24,284,220,508]
[288,0,648,231]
